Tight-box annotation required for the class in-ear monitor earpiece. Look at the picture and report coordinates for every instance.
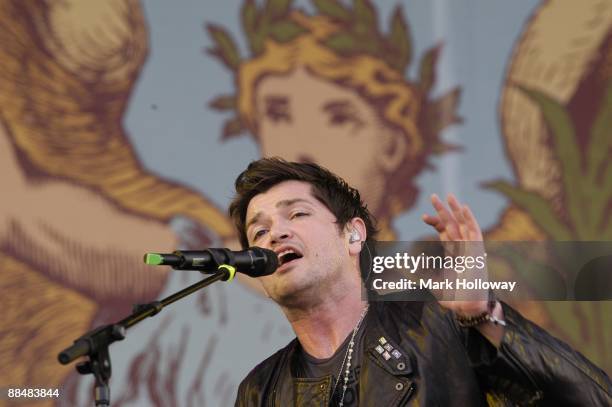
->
[349,230,361,244]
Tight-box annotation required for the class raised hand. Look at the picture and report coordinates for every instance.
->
[422,193,489,316]
[422,193,483,243]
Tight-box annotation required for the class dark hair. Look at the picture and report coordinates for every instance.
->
[229,157,378,252]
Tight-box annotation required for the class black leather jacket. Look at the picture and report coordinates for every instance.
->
[235,301,611,406]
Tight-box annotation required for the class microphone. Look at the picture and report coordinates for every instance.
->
[143,247,278,278]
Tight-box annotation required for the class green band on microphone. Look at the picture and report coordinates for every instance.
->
[144,253,164,265]
[218,264,236,282]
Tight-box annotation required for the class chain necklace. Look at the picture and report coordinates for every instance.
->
[332,303,369,407]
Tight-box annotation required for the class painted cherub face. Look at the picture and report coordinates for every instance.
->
[254,67,406,217]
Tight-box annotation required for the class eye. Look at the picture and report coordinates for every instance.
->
[266,108,291,123]
[252,229,268,241]
[327,110,364,129]
[291,212,309,219]
[264,97,291,123]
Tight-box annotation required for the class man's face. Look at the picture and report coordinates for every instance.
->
[245,180,353,306]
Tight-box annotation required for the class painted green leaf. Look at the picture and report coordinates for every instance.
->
[324,32,359,55]
[257,8,272,46]
[418,45,441,95]
[587,78,612,190]
[388,5,412,72]
[209,95,236,111]
[484,180,573,239]
[264,0,292,19]
[430,142,462,155]
[268,21,307,42]
[586,80,612,232]
[350,18,367,36]
[221,117,245,140]
[241,0,258,36]
[312,0,351,21]
[359,33,378,55]
[516,85,590,237]
[354,0,377,30]
[206,24,241,70]
[596,165,612,237]
[494,246,567,299]
[426,87,462,135]
[250,30,267,55]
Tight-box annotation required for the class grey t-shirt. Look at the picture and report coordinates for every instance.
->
[297,321,367,406]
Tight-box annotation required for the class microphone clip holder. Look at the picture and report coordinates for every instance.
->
[73,324,125,406]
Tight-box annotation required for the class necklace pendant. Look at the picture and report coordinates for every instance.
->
[332,303,369,407]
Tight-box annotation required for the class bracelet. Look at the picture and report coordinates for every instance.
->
[455,301,506,328]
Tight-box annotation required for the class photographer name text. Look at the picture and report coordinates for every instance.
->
[372,278,516,292]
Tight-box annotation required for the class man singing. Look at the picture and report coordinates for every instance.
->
[229,158,610,406]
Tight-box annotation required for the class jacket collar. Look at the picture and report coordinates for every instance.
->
[271,302,416,406]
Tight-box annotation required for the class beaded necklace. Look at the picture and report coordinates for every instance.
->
[331,304,369,406]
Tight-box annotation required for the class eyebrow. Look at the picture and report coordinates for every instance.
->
[322,99,355,113]
[264,95,289,106]
[246,198,313,229]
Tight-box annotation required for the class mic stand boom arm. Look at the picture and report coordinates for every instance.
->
[57,265,236,407]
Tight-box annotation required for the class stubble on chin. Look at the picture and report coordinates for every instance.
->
[269,274,324,309]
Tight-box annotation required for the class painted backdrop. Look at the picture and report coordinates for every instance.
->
[1,1,610,406]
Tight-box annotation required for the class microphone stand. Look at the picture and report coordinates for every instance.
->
[57,266,235,407]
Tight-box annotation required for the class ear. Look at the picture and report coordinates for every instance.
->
[346,217,367,256]
[378,128,407,173]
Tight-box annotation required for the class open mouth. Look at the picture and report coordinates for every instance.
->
[278,249,303,266]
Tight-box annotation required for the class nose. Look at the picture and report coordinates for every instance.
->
[269,219,292,245]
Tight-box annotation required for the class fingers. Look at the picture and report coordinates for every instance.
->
[448,194,470,239]
[422,214,451,242]
[422,213,440,228]
[425,194,460,241]
[461,204,483,240]
[423,193,482,241]
[447,194,465,223]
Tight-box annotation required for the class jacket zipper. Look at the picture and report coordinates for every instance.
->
[398,382,416,406]
[267,389,276,407]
